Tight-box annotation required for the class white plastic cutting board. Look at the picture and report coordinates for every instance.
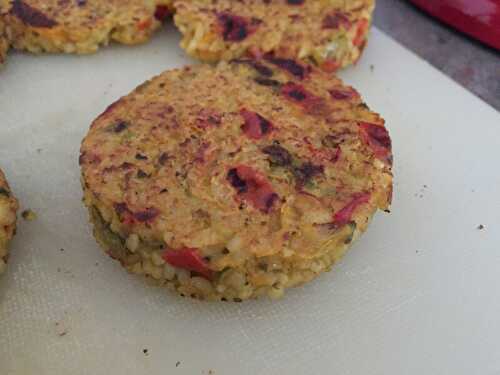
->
[1,26,499,375]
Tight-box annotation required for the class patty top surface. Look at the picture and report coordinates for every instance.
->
[174,0,372,63]
[1,0,171,31]
[80,59,392,264]
[0,169,18,259]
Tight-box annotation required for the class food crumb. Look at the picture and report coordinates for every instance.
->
[21,209,37,221]
[477,224,485,230]
[143,349,149,356]
[60,248,64,252]
[55,321,68,337]
[369,64,374,72]
[175,361,181,367]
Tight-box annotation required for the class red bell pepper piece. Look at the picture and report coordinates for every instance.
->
[333,192,371,226]
[154,5,171,21]
[353,18,369,47]
[359,122,392,163]
[240,109,273,139]
[227,165,279,213]
[163,247,212,279]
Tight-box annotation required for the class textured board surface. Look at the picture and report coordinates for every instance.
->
[1,25,499,374]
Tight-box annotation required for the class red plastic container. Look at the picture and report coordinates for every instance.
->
[409,0,500,50]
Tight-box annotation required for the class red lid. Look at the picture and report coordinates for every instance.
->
[409,0,500,50]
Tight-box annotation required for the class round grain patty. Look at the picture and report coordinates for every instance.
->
[173,0,374,71]
[1,0,173,55]
[80,58,393,301]
[0,168,18,275]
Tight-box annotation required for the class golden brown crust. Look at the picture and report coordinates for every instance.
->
[80,59,392,300]
[0,168,18,275]
[173,0,374,71]
[2,0,173,54]
[0,15,8,64]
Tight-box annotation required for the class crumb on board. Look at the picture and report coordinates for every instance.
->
[477,224,485,230]
[370,64,374,72]
[56,267,74,278]
[143,349,149,356]
[176,361,181,367]
[21,209,37,221]
[54,321,68,337]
